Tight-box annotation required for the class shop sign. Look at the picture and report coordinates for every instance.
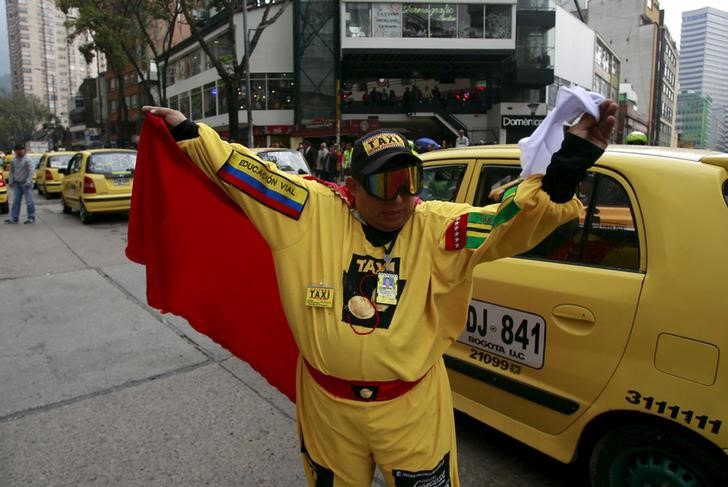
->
[501,115,546,128]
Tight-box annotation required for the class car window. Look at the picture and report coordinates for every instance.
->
[420,164,467,201]
[256,150,310,174]
[521,172,640,271]
[30,155,43,169]
[49,154,74,169]
[473,164,522,206]
[87,152,136,174]
[70,154,83,174]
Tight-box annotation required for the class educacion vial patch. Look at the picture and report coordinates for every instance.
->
[445,212,493,250]
[218,150,309,219]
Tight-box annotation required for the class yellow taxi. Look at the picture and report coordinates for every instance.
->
[36,151,76,198]
[3,153,13,183]
[60,149,136,224]
[0,167,7,214]
[27,152,44,187]
[420,144,728,486]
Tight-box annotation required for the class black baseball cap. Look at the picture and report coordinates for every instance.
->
[350,130,421,180]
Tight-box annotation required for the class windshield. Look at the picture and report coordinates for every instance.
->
[49,154,74,169]
[29,154,43,168]
[87,152,137,174]
[256,150,311,174]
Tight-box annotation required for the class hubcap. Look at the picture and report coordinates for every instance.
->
[613,449,701,487]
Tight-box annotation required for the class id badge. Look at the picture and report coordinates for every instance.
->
[306,285,334,308]
[376,272,398,305]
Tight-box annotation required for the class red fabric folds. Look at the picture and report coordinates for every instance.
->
[126,114,298,401]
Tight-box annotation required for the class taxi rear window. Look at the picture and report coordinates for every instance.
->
[723,180,728,206]
[87,153,136,174]
[49,154,73,169]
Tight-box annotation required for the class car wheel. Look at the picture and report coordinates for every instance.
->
[0,202,8,214]
[590,424,727,487]
[38,184,44,196]
[61,197,72,214]
[79,203,92,224]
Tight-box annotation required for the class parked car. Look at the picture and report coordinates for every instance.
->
[27,152,44,187]
[419,144,728,486]
[0,170,7,213]
[36,151,76,198]
[60,149,136,224]
[251,148,312,175]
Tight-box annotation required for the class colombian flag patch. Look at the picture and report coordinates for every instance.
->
[445,212,494,250]
[218,150,309,219]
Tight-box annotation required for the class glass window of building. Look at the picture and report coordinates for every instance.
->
[485,4,511,39]
[218,80,227,114]
[371,4,402,37]
[458,4,484,38]
[179,91,190,116]
[430,3,457,38]
[268,73,294,109]
[403,4,429,37]
[190,49,202,76]
[251,75,267,109]
[191,87,203,119]
[169,94,178,111]
[346,2,371,37]
[204,82,217,117]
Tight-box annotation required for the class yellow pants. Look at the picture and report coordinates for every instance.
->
[297,358,459,487]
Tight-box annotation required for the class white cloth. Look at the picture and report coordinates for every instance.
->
[518,86,604,178]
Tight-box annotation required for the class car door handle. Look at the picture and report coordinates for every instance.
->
[552,304,595,323]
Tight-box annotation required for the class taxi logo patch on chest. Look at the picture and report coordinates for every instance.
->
[218,150,309,219]
[445,212,493,250]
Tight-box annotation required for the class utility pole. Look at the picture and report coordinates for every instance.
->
[241,1,254,147]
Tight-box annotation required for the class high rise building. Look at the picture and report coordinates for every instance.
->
[678,7,728,151]
[5,0,105,132]
[565,0,679,147]
[676,90,711,149]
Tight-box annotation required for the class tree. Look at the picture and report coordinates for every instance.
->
[179,0,291,142]
[0,94,53,148]
[58,0,182,110]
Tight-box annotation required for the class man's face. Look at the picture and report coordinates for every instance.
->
[15,147,25,156]
[346,176,417,232]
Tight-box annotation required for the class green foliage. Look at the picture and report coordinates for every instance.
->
[0,93,53,148]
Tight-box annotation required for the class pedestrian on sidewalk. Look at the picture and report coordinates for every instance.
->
[5,143,35,224]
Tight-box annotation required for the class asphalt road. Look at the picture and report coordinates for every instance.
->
[0,195,580,486]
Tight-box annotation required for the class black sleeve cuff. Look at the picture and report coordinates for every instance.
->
[170,119,199,141]
[541,133,604,203]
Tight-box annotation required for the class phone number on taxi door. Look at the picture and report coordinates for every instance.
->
[469,349,522,375]
[625,390,722,434]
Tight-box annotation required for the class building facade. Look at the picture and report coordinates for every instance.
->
[678,7,728,151]
[575,0,678,146]
[5,0,105,131]
[676,90,711,149]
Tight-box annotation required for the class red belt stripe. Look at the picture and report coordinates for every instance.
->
[304,359,425,402]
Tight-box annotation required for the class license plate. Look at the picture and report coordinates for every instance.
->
[113,178,129,186]
[457,299,546,369]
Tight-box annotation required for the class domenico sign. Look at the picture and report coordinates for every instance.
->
[501,115,545,128]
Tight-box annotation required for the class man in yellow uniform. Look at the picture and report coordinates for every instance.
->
[142,100,616,487]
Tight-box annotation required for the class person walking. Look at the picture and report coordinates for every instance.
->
[315,141,329,179]
[454,129,470,147]
[139,99,617,486]
[5,143,36,224]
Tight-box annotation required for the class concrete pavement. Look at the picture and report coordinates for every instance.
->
[0,200,305,486]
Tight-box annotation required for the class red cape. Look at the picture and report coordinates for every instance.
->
[126,114,298,401]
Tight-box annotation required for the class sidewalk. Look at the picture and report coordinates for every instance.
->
[0,206,304,486]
